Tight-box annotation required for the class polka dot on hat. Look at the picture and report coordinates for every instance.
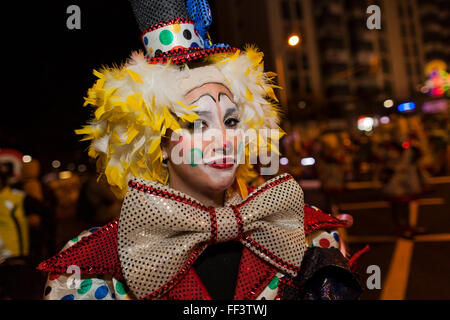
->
[170,24,181,33]
[183,29,192,40]
[159,30,174,46]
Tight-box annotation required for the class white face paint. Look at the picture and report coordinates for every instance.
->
[165,83,242,193]
[185,83,242,182]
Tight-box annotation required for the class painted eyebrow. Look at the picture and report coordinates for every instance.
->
[218,92,233,102]
[223,107,239,119]
[190,93,216,105]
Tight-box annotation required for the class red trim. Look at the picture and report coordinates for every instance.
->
[141,18,194,38]
[246,269,277,300]
[142,243,208,300]
[208,207,218,244]
[146,47,238,65]
[237,175,293,208]
[243,236,301,274]
[231,205,244,240]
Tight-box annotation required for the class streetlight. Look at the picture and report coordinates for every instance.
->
[288,35,300,47]
[22,155,32,163]
[52,160,61,169]
[383,99,394,108]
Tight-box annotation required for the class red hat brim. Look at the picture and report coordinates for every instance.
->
[146,46,238,65]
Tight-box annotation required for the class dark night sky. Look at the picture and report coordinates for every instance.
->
[1,0,221,172]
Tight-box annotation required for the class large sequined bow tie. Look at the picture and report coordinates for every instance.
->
[117,173,306,299]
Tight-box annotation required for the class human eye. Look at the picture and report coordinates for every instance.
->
[187,119,208,130]
[224,117,240,128]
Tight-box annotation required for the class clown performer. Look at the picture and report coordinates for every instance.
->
[38,0,367,300]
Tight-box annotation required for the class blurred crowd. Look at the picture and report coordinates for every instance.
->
[280,112,449,184]
[279,111,449,238]
[0,154,121,299]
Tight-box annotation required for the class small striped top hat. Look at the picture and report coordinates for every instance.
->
[129,0,237,64]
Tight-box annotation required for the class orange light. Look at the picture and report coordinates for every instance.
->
[288,35,300,46]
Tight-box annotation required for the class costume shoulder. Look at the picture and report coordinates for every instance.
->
[37,219,134,300]
[37,218,123,280]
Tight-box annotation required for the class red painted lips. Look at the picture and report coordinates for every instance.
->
[207,158,235,170]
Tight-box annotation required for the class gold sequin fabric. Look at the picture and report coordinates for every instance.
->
[117,173,305,299]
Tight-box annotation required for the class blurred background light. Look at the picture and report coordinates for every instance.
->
[58,171,72,180]
[51,160,61,169]
[297,101,306,109]
[383,99,394,108]
[397,102,416,112]
[357,117,374,132]
[22,155,32,163]
[380,116,390,124]
[301,157,315,166]
[280,157,289,165]
[288,35,300,46]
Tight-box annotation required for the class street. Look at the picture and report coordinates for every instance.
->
[302,176,450,300]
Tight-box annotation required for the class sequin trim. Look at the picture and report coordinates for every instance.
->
[146,47,238,65]
[208,207,218,244]
[231,205,244,240]
[243,236,301,273]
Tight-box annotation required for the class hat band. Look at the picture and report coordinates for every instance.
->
[142,21,204,58]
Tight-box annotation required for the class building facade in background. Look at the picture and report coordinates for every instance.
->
[213,0,449,122]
